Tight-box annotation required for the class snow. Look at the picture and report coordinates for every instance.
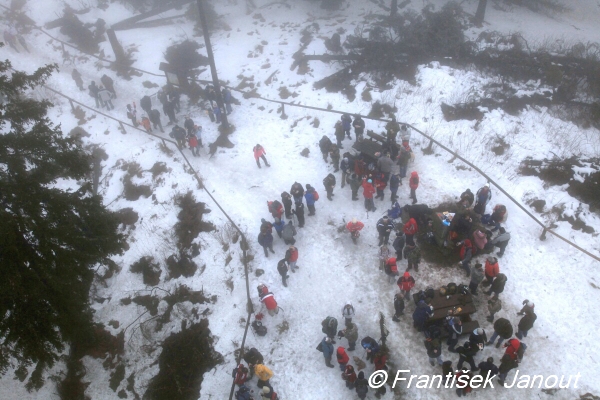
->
[2,0,600,399]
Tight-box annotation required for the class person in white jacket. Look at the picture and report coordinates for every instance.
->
[342,302,355,325]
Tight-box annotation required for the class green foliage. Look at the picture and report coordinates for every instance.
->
[0,56,125,390]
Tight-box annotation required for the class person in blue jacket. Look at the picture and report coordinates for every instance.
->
[320,337,335,368]
[389,173,401,203]
[387,201,402,220]
[341,113,352,139]
[304,184,318,216]
[272,220,285,239]
[361,336,380,363]
[257,231,274,257]
[412,299,434,332]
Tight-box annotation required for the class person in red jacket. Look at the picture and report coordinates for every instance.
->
[384,257,399,282]
[374,172,387,201]
[362,178,376,212]
[285,245,299,272]
[336,346,350,371]
[504,338,523,361]
[346,218,365,244]
[403,217,418,246]
[258,284,279,316]
[267,200,284,223]
[188,134,199,157]
[232,363,248,386]
[373,346,388,370]
[483,256,499,286]
[397,271,415,300]
[342,364,357,390]
[253,144,270,168]
[409,171,419,204]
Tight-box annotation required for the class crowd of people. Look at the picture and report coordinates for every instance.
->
[234,113,538,399]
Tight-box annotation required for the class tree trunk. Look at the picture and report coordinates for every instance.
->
[391,0,398,17]
[474,0,487,27]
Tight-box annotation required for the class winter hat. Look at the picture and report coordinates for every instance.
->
[367,179,372,183]
[499,227,506,234]
[343,157,348,162]
[383,215,389,220]
[476,328,484,335]
[401,124,407,131]
[487,357,494,363]
[358,371,365,379]
[306,184,312,189]
[523,299,534,308]
[484,183,490,188]
[262,386,271,394]
[403,271,410,277]
[352,218,358,224]
[325,337,332,343]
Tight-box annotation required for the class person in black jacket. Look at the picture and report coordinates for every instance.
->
[485,273,507,299]
[323,173,336,201]
[149,109,164,133]
[487,317,513,348]
[498,354,518,385]
[88,81,100,108]
[140,95,152,115]
[516,311,537,339]
[290,182,305,205]
[294,202,305,228]
[277,259,289,287]
[184,115,195,136]
[353,115,365,141]
[281,192,293,219]
[469,328,487,351]
[334,121,345,149]
[393,232,405,260]
[355,371,369,400]
[377,216,395,246]
[478,357,499,381]
[392,293,404,321]
[243,347,264,378]
[100,74,116,98]
[424,337,443,366]
[319,135,332,161]
[456,341,479,371]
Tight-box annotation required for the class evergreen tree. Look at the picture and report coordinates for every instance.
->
[0,51,125,390]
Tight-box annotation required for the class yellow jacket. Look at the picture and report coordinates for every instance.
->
[254,364,273,381]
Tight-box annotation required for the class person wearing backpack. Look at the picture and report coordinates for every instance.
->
[412,299,433,332]
[474,183,492,215]
[321,316,338,343]
[257,230,274,257]
[339,320,358,351]
[487,317,513,348]
[483,256,500,286]
[498,354,519,386]
[397,271,415,300]
[486,297,502,323]
[336,346,350,371]
[304,184,319,215]
[258,284,279,316]
[234,384,254,400]
[403,217,418,247]
[253,144,270,168]
[284,245,299,273]
[404,244,421,273]
[342,365,357,389]
[516,310,537,339]
[267,200,284,223]
[260,386,278,400]
[140,95,152,115]
[277,259,289,287]
[281,220,296,245]
[469,263,485,295]
[424,337,443,366]
[486,227,511,257]
[360,336,380,363]
[254,364,274,390]
[318,336,335,368]
[355,371,369,399]
[409,171,419,204]
[392,293,405,321]
[478,357,499,382]
[323,173,336,200]
[378,244,391,271]
[341,303,355,324]
[243,348,264,378]
[504,338,527,362]
[233,363,249,386]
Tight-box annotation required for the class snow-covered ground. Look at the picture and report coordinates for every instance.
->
[2,0,600,399]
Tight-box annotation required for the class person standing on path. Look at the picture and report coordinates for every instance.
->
[253,144,270,168]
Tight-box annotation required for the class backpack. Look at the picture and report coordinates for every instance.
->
[313,190,319,201]
[425,324,442,340]
[270,200,282,214]
[446,282,457,295]
[458,284,469,295]
[235,386,250,400]
[415,290,426,304]
[425,287,435,299]
[516,344,525,361]
[321,317,331,334]
[252,320,267,336]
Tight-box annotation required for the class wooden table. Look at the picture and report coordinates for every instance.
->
[413,291,477,323]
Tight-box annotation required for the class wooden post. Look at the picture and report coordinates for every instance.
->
[540,228,547,241]
[280,103,287,119]
[119,121,127,134]
[474,0,487,27]
[68,99,76,111]
[106,28,126,65]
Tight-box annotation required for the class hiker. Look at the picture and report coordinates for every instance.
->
[383,257,399,282]
[341,113,352,138]
[378,244,391,271]
[518,300,535,316]
[97,85,114,110]
[458,239,474,277]
[323,173,336,201]
[267,200,284,223]
[71,69,84,91]
[101,74,116,98]
[389,173,401,202]
[149,109,164,133]
[140,95,152,115]
[284,245,299,272]
[424,337,443,366]
[404,244,421,272]
[304,184,319,215]
[393,231,405,260]
[319,135,332,162]
[478,357,499,381]
[258,284,279,316]
[485,273,507,299]
[281,192,293,219]
[373,172,387,200]
[243,348,264,376]
[487,317,513,348]
[234,384,252,400]
[336,347,349,371]
[446,316,462,352]
[342,365,357,390]
[341,303,355,324]
[254,363,274,390]
[355,371,369,400]
[397,271,415,300]
[498,354,519,386]
[340,157,351,188]
[253,144,270,168]
[485,227,511,257]
[409,171,419,204]
[170,124,187,148]
[459,189,475,208]
[140,115,151,133]
[377,152,394,183]
[167,85,180,112]
[294,202,305,228]
[334,121,345,148]
[472,229,487,253]
[232,363,249,386]
[290,182,305,205]
[392,293,405,321]
[281,220,296,245]
[474,183,492,215]
[486,297,502,323]
[516,309,537,339]
[184,115,196,136]
[360,336,380,363]
[127,103,139,127]
[469,263,485,295]
[403,217,418,246]
[456,341,479,371]
[88,81,100,108]
[397,142,412,181]
[362,178,376,212]
[257,230,275,257]
[353,115,365,141]
[330,145,340,172]
[222,87,233,113]
[377,215,395,246]
[339,320,358,351]
[277,259,289,287]
[347,173,361,201]
[346,218,364,244]
[483,256,500,286]
[469,327,487,350]
[413,299,433,332]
